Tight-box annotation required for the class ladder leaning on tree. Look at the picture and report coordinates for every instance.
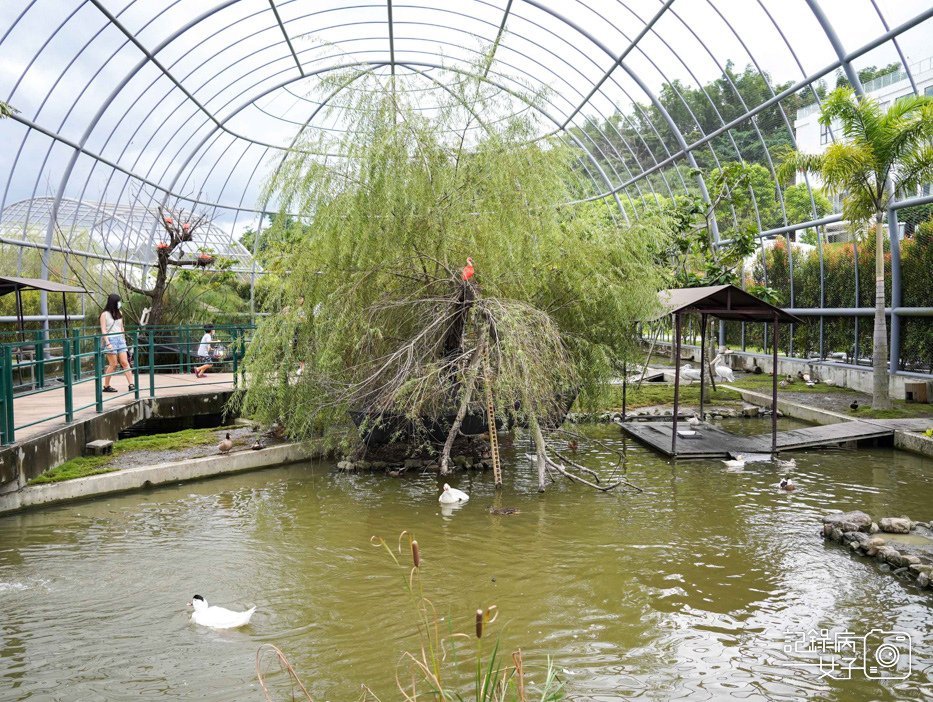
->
[482,343,502,488]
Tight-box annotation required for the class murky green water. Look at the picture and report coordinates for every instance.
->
[1,421,932,701]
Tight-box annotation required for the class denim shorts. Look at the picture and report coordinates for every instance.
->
[106,334,128,354]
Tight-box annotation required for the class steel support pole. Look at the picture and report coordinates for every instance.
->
[63,337,73,423]
[888,205,902,374]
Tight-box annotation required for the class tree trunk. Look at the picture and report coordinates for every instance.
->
[147,259,170,328]
[530,416,547,493]
[439,333,486,475]
[872,216,892,409]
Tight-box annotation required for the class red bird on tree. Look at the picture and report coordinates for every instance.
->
[462,257,475,282]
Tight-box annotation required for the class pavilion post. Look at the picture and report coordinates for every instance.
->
[772,313,779,455]
[699,312,707,420]
[672,313,682,456]
[621,360,627,422]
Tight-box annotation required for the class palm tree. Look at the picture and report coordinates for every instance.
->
[779,87,933,409]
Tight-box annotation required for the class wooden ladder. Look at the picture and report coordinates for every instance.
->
[483,345,502,487]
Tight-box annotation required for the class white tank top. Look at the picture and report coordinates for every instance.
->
[102,311,124,335]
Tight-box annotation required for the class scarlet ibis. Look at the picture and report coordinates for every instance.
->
[164,216,173,225]
[182,222,190,233]
[462,257,475,281]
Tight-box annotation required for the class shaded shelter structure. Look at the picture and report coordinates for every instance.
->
[0,277,86,341]
[654,284,800,456]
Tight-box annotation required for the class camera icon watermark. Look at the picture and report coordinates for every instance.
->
[784,628,912,680]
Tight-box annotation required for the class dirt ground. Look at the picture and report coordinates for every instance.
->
[117,426,272,470]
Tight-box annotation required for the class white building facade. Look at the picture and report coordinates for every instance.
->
[792,57,933,240]
[795,56,933,160]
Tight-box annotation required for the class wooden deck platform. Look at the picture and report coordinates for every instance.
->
[10,372,235,443]
[619,420,897,458]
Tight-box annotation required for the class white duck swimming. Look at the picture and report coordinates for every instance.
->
[774,457,796,469]
[722,454,746,470]
[188,595,256,629]
[439,483,469,504]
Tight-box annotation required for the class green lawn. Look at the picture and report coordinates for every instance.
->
[726,374,853,395]
[594,381,743,411]
[845,404,933,420]
[29,427,231,485]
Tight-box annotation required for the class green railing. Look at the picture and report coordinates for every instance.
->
[0,323,253,445]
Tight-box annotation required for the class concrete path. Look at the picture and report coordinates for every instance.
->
[11,372,235,443]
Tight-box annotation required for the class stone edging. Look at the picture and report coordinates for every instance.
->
[0,441,320,516]
[822,511,933,591]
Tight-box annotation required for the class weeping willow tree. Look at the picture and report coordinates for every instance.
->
[235,60,671,490]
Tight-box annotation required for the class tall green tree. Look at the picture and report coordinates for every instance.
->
[779,87,933,408]
[237,65,670,487]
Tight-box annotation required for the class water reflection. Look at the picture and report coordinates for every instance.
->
[0,422,930,701]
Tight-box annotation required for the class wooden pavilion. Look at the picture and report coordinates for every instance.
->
[636,284,801,456]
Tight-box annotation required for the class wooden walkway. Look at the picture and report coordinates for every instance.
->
[10,372,235,443]
[620,419,901,458]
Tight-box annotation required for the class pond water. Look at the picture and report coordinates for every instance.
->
[1,420,932,701]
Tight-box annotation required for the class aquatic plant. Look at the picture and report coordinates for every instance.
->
[256,531,564,702]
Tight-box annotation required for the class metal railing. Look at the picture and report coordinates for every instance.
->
[0,323,253,445]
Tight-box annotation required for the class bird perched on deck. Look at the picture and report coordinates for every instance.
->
[462,257,475,281]
[218,433,233,454]
[439,483,469,504]
[188,595,256,629]
[850,400,859,411]
[687,415,701,427]
[779,477,797,491]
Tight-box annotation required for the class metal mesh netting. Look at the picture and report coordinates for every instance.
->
[0,0,931,368]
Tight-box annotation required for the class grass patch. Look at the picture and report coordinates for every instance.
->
[847,405,933,420]
[726,374,854,395]
[29,427,230,485]
[29,456,119,484]
[591,381,743,411]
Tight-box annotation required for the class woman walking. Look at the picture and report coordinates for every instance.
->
[99,293,135,393]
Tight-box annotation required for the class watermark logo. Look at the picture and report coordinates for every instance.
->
[784,629,912,680]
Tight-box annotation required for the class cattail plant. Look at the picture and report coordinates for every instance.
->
[362,532,563,701]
